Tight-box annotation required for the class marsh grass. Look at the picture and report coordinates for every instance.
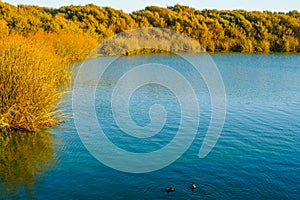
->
[0,32,98,132]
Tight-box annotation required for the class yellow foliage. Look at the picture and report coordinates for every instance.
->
[0,32,98,131]
[0,117,10,129]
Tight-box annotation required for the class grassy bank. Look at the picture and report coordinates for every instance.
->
[0,32,98,132]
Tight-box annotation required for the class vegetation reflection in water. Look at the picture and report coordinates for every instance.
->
[0,129,56,198]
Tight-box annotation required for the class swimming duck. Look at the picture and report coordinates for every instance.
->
[166,187,175,192]
[189,183,196,189]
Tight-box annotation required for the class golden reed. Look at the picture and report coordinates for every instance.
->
[0,32,98,131]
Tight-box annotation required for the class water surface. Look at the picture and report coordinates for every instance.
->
[1,54,300,199]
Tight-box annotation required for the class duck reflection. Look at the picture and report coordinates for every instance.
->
[0,129,56,198]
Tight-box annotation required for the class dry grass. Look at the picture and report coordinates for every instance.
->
[0,32,98,132]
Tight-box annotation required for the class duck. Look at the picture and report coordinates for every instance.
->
[189,183,196,190]
[166,187,175,192]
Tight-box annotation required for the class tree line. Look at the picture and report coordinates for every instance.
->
[1,2,300,53]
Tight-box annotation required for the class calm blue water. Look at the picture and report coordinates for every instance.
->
[1,54,300,199]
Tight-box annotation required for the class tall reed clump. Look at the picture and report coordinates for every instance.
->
[0,32,98,132]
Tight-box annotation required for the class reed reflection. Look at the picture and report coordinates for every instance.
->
[0,129,56,198]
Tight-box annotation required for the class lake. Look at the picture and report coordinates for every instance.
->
[1,54,300,199]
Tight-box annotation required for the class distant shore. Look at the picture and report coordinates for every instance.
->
[1,1,300,131]
[1,2,300,53]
